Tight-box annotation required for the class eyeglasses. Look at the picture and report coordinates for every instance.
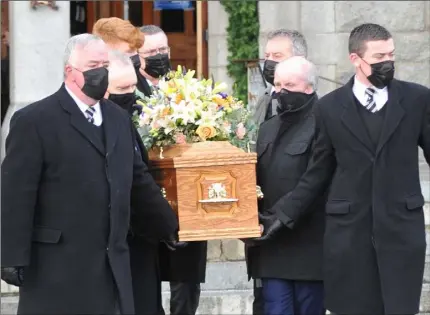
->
[139,46,170,57]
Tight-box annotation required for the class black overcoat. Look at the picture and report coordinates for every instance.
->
[1,85,178,315]
[272,78,430,314]
[136,71,208,284]
[247,96,326,281]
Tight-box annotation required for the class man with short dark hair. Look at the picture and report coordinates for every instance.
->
[255,23,430,315]
[136,25,171,97]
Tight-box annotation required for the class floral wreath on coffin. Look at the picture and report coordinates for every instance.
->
[132,65,258,152]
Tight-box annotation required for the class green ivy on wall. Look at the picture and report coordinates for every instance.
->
[220,0,260,105]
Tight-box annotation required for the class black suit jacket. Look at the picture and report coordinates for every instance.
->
[271,78,430,314]
[1,85,178,315]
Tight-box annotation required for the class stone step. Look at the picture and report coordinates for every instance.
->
[2,285,429,315]
[2,263,429,315]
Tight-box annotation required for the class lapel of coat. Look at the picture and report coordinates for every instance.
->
[253,86,273,126]
[375,79,405,156]
[340,77,375,153]
[100,99,120,157]
[58,85,105,156]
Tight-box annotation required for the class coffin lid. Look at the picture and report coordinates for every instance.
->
[149,141,257,169]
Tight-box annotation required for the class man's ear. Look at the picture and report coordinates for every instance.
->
[349,53,361,68]
[104,91,110,99]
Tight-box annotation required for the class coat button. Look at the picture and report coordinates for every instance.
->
[106,246,109,251]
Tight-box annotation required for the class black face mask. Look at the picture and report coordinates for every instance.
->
[80,67,109,100]
[276,88,315,114]
[108,92,136,114]
[365,60,395,89]
[262,60,278,86]
[144,53,171,78]
[130,54,141,70]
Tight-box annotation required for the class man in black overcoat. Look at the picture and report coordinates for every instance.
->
[1,33,178,315]
[137,25,207,315]
[255,23,430,315]
[105,49,186,315]
[247,57,326,315]
[247,28,309,315]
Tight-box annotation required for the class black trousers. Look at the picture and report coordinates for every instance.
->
[169,281,201,315]
[253,278,264,315]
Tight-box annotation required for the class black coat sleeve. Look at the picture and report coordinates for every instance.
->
[1,108,43,267]
[419,88,430,165]
[271,104,337,228]
[129,121,179,240]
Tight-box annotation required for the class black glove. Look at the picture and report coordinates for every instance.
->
[132,104,143,116]
[253,213,284,243]
[1,267,24,287]
[162,233,189,251]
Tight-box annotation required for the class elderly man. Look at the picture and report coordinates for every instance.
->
[0,34,178,315]
[105,50,183,315]
[251,29,308,126]
[247,57,326,315]
[247,29,308,315]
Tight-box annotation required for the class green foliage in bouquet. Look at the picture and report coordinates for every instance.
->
[133,66,258,152]
[220,0,260,105]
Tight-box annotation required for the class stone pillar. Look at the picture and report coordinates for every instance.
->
[207,1,233,93]
[0,1,70,294]
[1,1,70,159]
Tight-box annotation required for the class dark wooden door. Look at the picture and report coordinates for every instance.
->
[86,1,124,33]
[1,0,9,59]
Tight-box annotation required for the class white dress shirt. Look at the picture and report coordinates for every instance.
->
[352,76,388,111]
[65,85,103,126]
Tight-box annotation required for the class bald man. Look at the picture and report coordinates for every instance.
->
[105,50,182,315]
[247,57,327,315]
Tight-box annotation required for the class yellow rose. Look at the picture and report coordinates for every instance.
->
[175,94,184,104]
[196,125,217,140]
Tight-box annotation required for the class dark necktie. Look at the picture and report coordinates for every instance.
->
[85,106,96,124]
[365,87,377,113]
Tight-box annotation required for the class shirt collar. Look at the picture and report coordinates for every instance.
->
[65,85,101,114]
[353,75,387,95]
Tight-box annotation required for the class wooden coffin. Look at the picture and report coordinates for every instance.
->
[148,141,261,241]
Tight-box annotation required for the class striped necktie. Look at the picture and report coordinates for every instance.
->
[365,87,378,113]
[85,106,96,124]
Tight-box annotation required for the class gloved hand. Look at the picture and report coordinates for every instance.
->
[162,233,189,251]
[253,213,284,243]
[1,267,24,287]
[132,104,143,116]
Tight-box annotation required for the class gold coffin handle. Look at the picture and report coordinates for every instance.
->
[256,185,264,200]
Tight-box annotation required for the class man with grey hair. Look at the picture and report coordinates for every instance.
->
[251,29,308,126]
[246,29,308,315]
[1,33,178,314]
[246,56,326,315]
